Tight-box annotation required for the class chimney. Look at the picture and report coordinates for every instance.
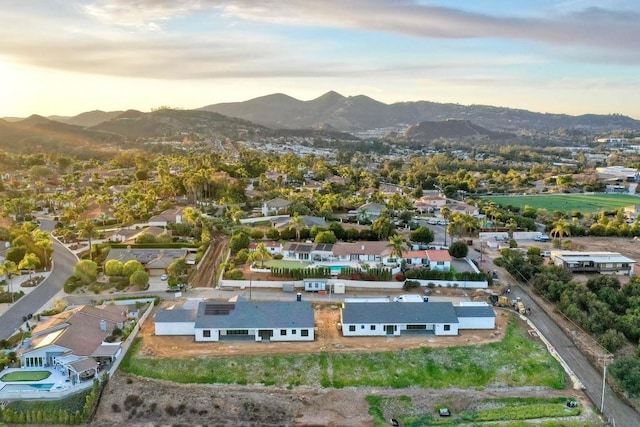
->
[361,245,365,251]
[99,319,107,331]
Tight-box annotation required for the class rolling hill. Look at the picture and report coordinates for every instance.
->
[401,119,514,142]
[200,91,640,133]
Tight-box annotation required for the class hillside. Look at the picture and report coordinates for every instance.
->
[55,110,124,127]
[0,116,122,156]
[90,108,269,139]
[401,119,514,142]
[200,91,640,133]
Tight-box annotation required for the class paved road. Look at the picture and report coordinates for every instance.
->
[0,238,76,341]
[509,281,638,426]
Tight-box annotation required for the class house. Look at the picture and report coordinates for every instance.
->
[551,251,635,275]
[155,300,315,342]
[448,202,479,216]
[104,248,191,276]
[303,279,328,292]
[353,202,387,221]
[596,166,639,183]
[261,198,291,216]
[340,301,495,337]
[248,241,283,255]
[148,208,185,227]
[332,241,395,266]
[272,215,328,230]
[341,302,459,336]
[19,305,130,384]
[401,249,451,271]
[106,226,170,244]
[414,195,447,213]
[623,205,640,221]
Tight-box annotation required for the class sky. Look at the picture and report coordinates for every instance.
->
[1,0,640,119]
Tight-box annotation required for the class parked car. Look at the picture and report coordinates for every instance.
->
[160,274,169,281]
[439,408,451,417]
[534,235,551,242]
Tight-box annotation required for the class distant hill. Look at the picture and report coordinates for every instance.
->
[90,108,268,139]
[401,119,513,142]
[0,116,122,156]
[56,110,124,127]
[200,92,640,133]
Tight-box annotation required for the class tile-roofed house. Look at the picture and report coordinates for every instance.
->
[20,305,130,384]
[148,208,185,227]
[155,301,315,342]
[426,250,452,271]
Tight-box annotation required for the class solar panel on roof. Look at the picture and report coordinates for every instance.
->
[203,303,236,315]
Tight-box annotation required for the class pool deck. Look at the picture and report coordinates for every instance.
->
[0,367,76,398]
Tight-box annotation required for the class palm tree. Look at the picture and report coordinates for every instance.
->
[0,260,19,303]
[289,214,306,242]
[387,235,405,266]
[441,207,451,246]
[79,219,97,260]
[253,243,272,268]
[550,219,571,247]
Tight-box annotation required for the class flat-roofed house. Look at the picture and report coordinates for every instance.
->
[551,251,635,275]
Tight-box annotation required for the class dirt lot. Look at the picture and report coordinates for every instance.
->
[136,301,509,358]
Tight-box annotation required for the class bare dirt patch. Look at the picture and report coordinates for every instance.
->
[137,301,509,358]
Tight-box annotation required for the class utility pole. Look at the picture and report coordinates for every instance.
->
[601,354,613,414]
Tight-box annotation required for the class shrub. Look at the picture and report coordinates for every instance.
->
[403,280,420,291]
[223,269,243,280]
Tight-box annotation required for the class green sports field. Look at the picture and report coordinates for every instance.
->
[483,193,640,213]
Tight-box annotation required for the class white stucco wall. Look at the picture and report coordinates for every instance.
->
[456,317,495,330]
[155,322,195,336]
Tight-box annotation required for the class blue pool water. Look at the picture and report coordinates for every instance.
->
[320,265,349,273]
[1,383,54,392]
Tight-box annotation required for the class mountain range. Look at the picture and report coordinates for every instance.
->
[199,91,640,133]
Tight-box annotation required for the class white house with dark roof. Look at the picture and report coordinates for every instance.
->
[550,251,635,275]
[340,301,495,337]
[261,198,291,216]
[155,301,315,342]
[148,208,185,227]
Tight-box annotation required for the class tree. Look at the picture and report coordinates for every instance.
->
[79,220,97,260]
[289,214,306,242]
[104,259,124,277]
[129,270,149,288]
[252,243,272,268]
[550,219,571,245]
[387,235,405,262]
[371,216,394,241]
[441,207,451,246]
[314,231,337,244]
[18,253,40,281]
[0,260,18,300]
[73,260,98,285]
[167,257,187,281]
[448,240,469,258]
[410,226,434,244]
[135,232,158,244]
[122,260,144,278]
[229,232,250,253]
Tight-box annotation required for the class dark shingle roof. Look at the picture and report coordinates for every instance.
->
[195,301,314,329]
[342,302,459,324]
[454,305,496,318]
[155,308,197,323]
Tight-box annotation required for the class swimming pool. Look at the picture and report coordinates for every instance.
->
[319,265,351,274]
[1,383,54,392]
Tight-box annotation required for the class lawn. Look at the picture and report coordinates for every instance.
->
[121,322,565,390]
[264,259,311,269]
[484,193,640,214]
[0,370,51,382]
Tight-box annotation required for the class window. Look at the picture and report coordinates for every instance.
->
[227,330,248,336]
[280,329,287,336]
[361,325,365,329]
[349,325,356,332]
[292,329,297,335]
[301,329,309,337]
[443,324,450,331]
[203,330,211,338]
[370,325,376,330]
[407,325,426,330]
